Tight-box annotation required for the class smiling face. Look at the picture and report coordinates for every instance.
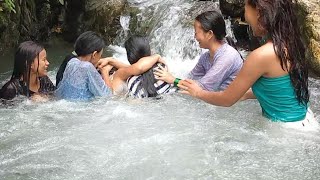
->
[194,20,213,49]
[31,49,49,77]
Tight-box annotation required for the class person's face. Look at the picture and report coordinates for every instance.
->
[244,0,264,37]
[31,49,49,77]
[91,49,103,66]
[194,20,213,49]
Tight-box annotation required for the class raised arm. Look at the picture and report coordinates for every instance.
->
[98,57,129,69]
[154,54,206,84]
[115,54,163,81]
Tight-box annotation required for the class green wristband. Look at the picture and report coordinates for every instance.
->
[174,78,181,87]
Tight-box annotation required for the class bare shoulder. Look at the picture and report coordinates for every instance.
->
[247,42,277,64]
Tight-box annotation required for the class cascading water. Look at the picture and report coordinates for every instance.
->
[0,0,320,179]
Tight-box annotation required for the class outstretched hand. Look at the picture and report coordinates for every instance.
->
[178,79,203,98]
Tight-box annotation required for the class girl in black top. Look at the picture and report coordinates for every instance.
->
[0,41,55,101]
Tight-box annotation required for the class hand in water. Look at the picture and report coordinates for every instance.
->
[153,64,175,84]
[178,79,203,98]
[31,94,49,102]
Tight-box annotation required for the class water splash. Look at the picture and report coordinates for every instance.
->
[1,0,320,179]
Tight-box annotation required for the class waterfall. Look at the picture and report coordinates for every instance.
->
[112,0,220,77]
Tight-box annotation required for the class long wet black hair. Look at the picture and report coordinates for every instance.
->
[247,0,309,105]
[125,35,160,97]
[195,10,243,59]
[11,41,44,96]
[56,31,105,86]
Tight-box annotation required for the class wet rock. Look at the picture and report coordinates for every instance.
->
[219,0,244,18]
[297,0,320,76]
[63,0,126,45]
[0,1,20,53]
[230,18,260,51]
[62,0,86,42]
[0,0,63,53]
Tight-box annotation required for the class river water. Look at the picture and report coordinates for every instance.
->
[0,0,320,179]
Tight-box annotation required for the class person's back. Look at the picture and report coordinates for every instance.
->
[179,0,315,126]
[55,31,112,101]
[252,74,307,121]
[55,58,111,100]
[124,36,174,98]
[250,42,308,122]
[127,63,173,98]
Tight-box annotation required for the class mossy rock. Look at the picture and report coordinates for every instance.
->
[63,0,126,45]
[85,0,126,45]
[219,0,244,18]
[297,0,320,76]
[0,0,62,53]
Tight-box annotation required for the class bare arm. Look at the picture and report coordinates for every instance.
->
[179,50,266,107]
[98,57,129,69]
[110,54,164,92]
[97,65,113,88]
[240,89,256,101]
[115,54,163,81]
[108,59,129,69]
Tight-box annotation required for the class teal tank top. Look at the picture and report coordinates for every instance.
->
[252,74,307,122]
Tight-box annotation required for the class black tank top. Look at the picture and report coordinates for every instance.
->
[0,76,56,100]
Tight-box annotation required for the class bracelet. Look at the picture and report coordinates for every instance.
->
[174,78,181,87]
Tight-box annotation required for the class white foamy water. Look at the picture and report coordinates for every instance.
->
[1,0,320,179]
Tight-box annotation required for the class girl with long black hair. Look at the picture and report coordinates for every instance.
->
[97,36,172,98]
[123,36,173,98]
[179,0,317,126]
[56,31,165,100]
[0,41,55,101]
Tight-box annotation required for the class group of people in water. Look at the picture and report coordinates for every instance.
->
[0,0,318,128]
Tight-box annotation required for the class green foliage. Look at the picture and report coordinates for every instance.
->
[0,0,16,13]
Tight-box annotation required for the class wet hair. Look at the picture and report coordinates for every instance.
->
[195,11,243,59]
[247,0,309,105]
[195,11,227,41]
[56,31,105,86]
[11,41,44,96]
[124,35,159,97]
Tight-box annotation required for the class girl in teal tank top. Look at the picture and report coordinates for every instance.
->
[177,0,318,126]
[252,75,307,122]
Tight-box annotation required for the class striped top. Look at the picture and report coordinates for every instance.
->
[126,65,175,98]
